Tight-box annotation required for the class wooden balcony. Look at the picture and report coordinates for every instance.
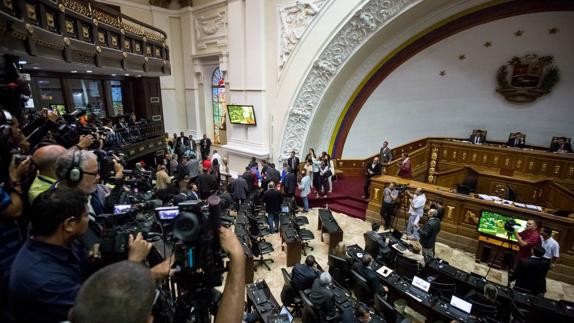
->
[0,0,171,76]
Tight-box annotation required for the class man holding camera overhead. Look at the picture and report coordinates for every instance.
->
[405,187,426,240]
[514,219,541,261]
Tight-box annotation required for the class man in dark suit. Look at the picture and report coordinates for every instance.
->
[188,134,197,153]
[200,134,212,160]
[242,167,255,193]
[363,156,382,199]
[283,167,297,197]
[352,255,387,298]
[510,246,549,295]
[291,255,320,291]
[507,132,526,148]
[261,182,283,233]
[287,151,300,174]
[418,208,441,259]
[176,156,190,180]
[469,130,486,144]
[550,137,573,153]
[230,176,249,211]
[197,168,215,200]
[175,131,190,156]
[309,272,338,319]
[379,141,393,164]
[266,164,281,186]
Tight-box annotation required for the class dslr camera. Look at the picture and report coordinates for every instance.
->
[504,219,518,234]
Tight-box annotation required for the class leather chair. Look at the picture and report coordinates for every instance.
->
[328,254,354,291]
[350,269,374,306]
[280,268,303,317]
[467,298,498,319]
[293,221,314,256]
[374,292,404,323]
[364,232,380,257]
[429,281,457,301]
[395,254,419,280]
[299,290,339,323]
[249,231,274,271]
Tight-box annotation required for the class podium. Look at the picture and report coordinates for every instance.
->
[475,235,518,269]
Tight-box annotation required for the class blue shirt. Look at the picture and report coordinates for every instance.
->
[8,239,87,323]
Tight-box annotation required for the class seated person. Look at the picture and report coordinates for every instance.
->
[507,132,526,148]
[550,137,573,153]
[402,241,425,269]
[464,283,499,306]
[333,241,354,263]
[352,254,388,297]
[365,223,391,263]
[468,130,486,144]
[291,255,320,291]
[309,272,338,319]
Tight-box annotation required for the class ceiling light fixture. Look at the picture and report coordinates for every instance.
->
[111,74,117,76]
[71,70,78,73]
[18,60,27,65]
[124,74,130,76]
[86,70,93,73]
[32,67,39,70]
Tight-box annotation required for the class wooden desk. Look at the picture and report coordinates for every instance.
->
[475,235,518,269]
[246,280,280,323]
[318,208,343,252]
[366,175,574,284]
[281,224,302,267]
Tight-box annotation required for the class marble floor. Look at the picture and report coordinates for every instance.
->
[234,208,574,321]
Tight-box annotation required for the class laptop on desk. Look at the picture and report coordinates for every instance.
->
[405,276,431,303]
[447,295,472,321]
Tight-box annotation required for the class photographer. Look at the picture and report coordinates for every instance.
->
[6,187,153,323]
[514,219,541,261]
[405,187,426,240]
[380,182,398,229]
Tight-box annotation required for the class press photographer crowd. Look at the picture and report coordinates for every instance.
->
[0,75,248,323]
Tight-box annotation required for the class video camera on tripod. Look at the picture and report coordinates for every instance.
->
[504,219,519,235]
[396,183,410,192]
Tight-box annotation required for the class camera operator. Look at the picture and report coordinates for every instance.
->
[380,182,399,229]
[514,219,541,261]
[0,108,32,280]
[5,187,154,323]
[405,187,426,240]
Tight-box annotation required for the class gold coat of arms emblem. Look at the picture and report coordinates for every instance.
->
[496,54,559,103]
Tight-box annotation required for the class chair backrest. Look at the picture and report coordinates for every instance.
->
[395,255,419,280]
[350,269,374,305]
[299,290,320,323]
[467,298,498,319]
[374,292,401,323]
[328,254,353,291]
[364,233,380,256]
[429,281,457,301]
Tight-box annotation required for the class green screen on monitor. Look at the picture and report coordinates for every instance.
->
[227,105,256,125]
[477,210,527,242]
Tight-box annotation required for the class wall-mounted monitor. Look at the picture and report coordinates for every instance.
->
[477,210,527,242]
[227,104,256,125]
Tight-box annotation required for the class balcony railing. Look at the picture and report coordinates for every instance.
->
[0,0,171,75]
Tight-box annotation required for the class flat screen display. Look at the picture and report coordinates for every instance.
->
[227,105,256,125]
[477,210,527,242]
[114,204,131,214]
[155,206,179,220]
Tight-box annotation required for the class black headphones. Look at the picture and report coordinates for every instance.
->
[68,150,83,182]
[0,109,13,136]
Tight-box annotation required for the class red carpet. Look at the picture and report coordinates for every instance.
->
[295,176,367,220]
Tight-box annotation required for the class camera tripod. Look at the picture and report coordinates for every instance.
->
[391,190,410,231]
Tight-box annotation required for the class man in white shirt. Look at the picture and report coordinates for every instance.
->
[405,187,426,240]
[211,150,222,165]
[540,227,559,267]
[298,170,311,212]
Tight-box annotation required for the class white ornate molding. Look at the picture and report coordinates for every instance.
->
[194,3,228,50]
[279,0,419,161]
[278,0,328,71]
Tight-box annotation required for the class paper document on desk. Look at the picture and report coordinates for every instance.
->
[477,194,499,201]
[514,202,526,208]
[525,204,543,211]
[376,266,393,278]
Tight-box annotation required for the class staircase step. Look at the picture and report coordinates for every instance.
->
[329,204,365,220]
[336,198,368,210]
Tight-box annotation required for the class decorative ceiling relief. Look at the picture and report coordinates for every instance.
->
[279,0,328,71]
[194,4,227,51]
[279,0,417,161]
[496,54,560,103]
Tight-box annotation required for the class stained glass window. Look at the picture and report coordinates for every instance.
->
[211,67,226,144]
